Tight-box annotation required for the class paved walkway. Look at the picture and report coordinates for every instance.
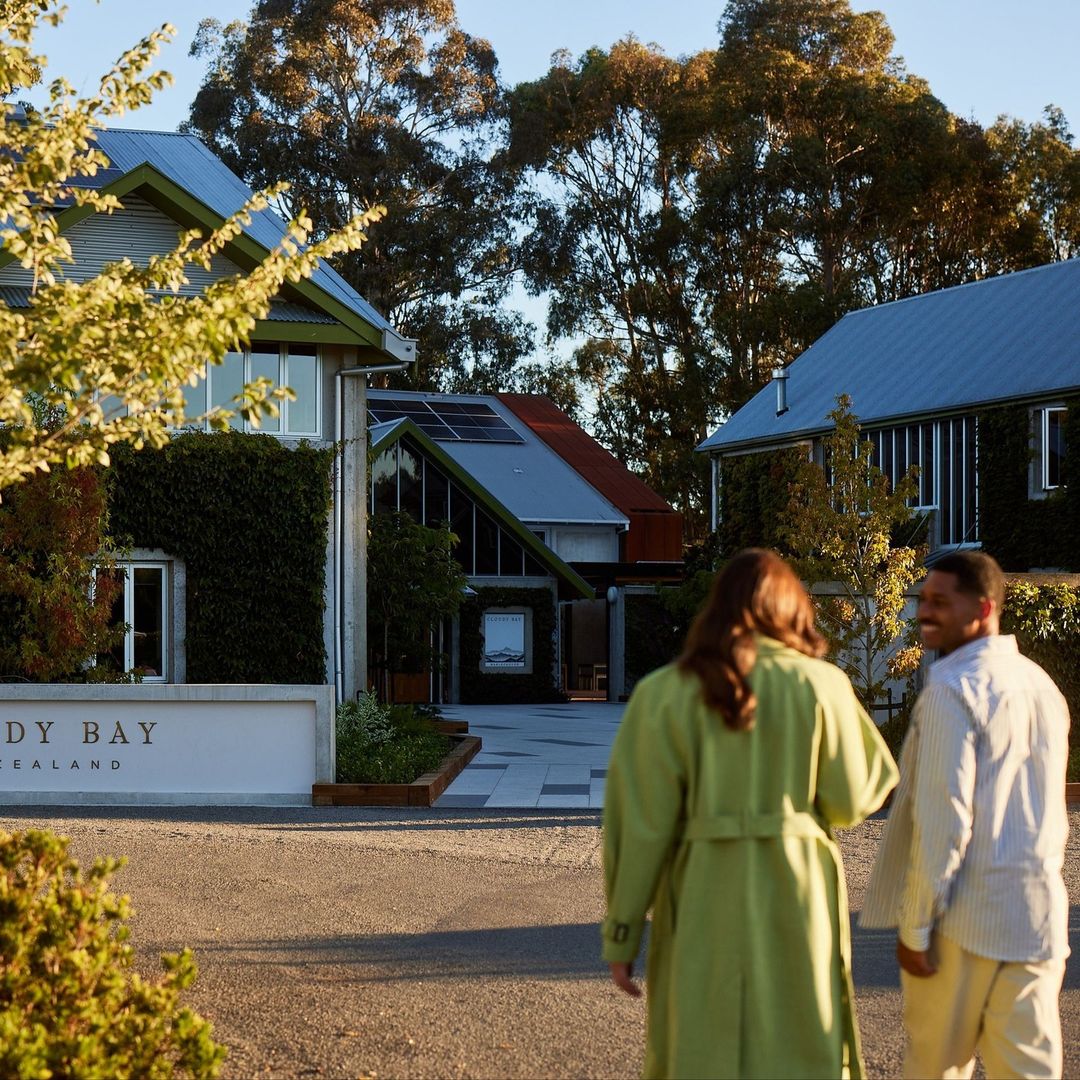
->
[435,701,624,809]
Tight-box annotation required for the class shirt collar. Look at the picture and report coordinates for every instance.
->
[932,633,1018,674]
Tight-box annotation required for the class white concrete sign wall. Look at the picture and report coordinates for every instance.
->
[0,684,335,806]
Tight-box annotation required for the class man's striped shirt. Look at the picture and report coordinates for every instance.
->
[860,634,1070,962]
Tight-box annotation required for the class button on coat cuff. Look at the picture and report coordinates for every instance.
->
[601,916,642,963]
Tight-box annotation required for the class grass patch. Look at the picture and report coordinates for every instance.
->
[336,694,451,784]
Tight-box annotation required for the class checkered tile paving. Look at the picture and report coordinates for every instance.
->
[435,702,624,809]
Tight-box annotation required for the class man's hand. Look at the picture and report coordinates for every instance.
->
[609,960,642,997]
[897,937,937,977]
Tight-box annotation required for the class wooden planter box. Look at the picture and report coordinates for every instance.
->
[1067,783,1080,807]
[311,733,482,807]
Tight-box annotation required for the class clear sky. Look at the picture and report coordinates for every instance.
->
[24,0,1080,135]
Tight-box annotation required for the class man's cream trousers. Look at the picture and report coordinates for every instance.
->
[901,933,1065,1079]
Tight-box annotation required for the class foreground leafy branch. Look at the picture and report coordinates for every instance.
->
[0,0,384,489]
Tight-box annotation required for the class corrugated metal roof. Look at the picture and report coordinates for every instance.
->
[0,285,30,308]
[497,393,675,514]
[267,300,338,324]
[0,283,335,325]
[85,129,393,335]
[698,259,1080,453]
[369,390,628,526]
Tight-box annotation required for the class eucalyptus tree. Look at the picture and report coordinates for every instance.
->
[506,39,718,528]
[186,0,534,391]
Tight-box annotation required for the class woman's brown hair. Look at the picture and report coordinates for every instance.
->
[678,548,826,730]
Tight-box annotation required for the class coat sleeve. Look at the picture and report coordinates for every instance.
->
[814,671,900,829]
[601,672,688,963]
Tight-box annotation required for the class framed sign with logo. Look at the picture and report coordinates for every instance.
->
[480,608,533,674]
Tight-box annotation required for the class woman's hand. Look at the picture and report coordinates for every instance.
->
[609,961,642,998]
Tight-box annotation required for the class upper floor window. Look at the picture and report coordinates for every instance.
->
[1042,407,1067,490]
[183,342,321,437]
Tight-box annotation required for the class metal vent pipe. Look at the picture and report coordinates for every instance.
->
[772,366,790,416]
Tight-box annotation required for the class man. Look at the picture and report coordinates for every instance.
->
[861,550,1070,1079]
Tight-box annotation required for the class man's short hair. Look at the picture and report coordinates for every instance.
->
[931,550,1006,612]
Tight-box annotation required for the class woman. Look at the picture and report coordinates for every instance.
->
[603,549,898,1079]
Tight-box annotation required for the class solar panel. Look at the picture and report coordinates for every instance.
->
[367,398,523,443]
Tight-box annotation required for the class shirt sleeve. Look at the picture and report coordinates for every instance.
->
[601,675,687,963]
[898,684,978,952]
[814,674,900,829]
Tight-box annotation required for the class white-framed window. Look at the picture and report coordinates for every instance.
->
[100,561,169,682]
[1042,407,1067,490]
[184,342,322,437]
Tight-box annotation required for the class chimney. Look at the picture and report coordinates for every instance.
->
[772,366,790,416]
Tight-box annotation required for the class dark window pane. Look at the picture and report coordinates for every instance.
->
[475,508,499,575]
[1047,410,1066,488]
[500,529,524,576]
[96,569,126,673]
[524,550,548,577]
[424,461,449,526]
[450,484,474,574]
[399,444,422,521]
[952,419,964,544]
[133,567,164,677]
[372,448,397,515]
[939,423,953,543]
[967,417,978,540]
[882,429,894,489]
[922,423,935,506]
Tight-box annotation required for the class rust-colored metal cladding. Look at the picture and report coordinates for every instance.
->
[497,393,683,561]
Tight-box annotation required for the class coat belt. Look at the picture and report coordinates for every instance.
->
[683,810,828,841]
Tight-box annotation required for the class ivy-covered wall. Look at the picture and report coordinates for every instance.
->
[978,401,1080,571]
[109,432,334,683]
[458,586,562,703]
[718,447,804,556]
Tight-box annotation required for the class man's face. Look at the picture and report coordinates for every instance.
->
[917,570,989,655]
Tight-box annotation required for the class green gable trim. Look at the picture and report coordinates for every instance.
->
[250,320,368,345]
[0,163,389,354]
[371,418,593,599]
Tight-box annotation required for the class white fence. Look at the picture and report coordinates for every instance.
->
[0,684,334,807]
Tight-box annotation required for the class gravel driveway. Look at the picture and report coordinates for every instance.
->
[2,806,1077,1079]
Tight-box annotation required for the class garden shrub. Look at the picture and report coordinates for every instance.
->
[1002,580,1080,782]
[336,693,451,783]
[0,829,225,1079]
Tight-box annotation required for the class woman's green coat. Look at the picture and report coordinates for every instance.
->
[602,639,898,1079]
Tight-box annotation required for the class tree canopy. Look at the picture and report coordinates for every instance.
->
[186,0,1080,536]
